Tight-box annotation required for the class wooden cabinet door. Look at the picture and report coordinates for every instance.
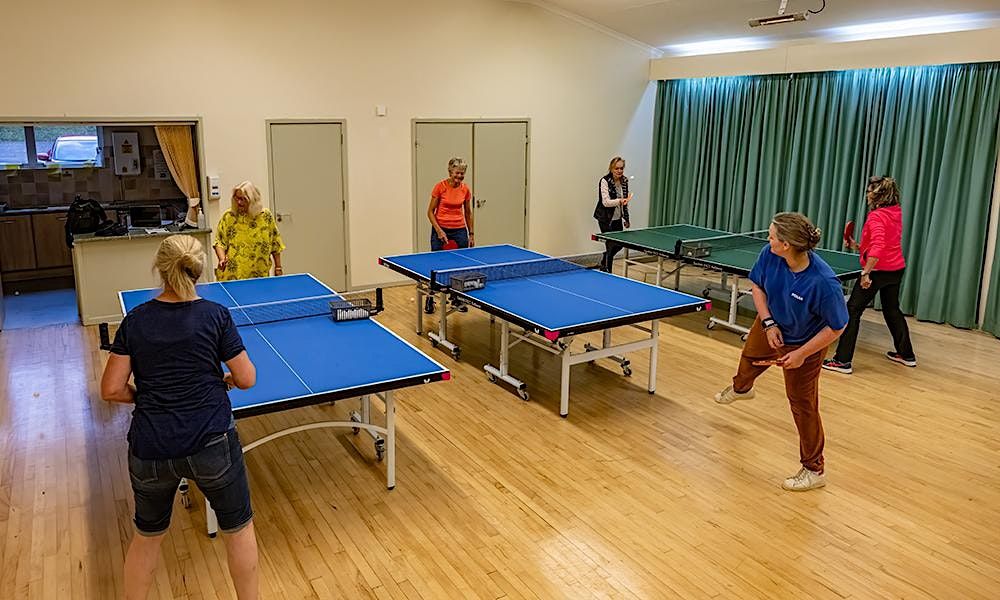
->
[0,216,37,272]
[32,213,73,268]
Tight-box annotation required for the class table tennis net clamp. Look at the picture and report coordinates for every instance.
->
[430,253,604,292]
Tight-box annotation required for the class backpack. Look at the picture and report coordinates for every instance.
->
[64,196,108,247]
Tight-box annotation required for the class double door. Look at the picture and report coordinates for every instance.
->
[414,121,528,252]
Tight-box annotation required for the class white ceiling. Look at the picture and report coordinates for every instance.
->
[534,0,1000,53]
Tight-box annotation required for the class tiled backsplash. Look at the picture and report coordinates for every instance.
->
[0,125,188,209]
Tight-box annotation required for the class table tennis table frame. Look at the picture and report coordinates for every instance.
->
[381,257,708,417]
[595,228,861,340]
[109,275,448,537]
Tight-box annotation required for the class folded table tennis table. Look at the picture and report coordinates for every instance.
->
[113,273,449,535]
[379,245,708,417]
[594,224,862,338]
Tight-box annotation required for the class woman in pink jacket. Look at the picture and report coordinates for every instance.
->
[823,176,916,374]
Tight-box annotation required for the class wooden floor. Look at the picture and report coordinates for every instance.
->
[2,278,999,599]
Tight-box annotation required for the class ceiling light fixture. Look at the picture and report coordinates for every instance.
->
[749,0,825,28]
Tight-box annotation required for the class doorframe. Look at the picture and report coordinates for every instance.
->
[410,118,531,252]
[265,119,353,290]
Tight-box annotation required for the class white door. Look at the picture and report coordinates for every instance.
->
[472,122,527,247]
[268,122,347,289]
[413,123,473,252]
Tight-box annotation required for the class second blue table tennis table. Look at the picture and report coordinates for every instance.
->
[115,273,449,535]
[379,245,709,417]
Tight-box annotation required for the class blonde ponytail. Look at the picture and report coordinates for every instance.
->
[154,235,204,300]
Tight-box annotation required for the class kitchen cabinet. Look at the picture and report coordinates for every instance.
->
[0,215,37,272]
[31,213,73,268]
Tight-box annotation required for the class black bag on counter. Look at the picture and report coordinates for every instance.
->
[94,221,128,237]
[64,195,108,247]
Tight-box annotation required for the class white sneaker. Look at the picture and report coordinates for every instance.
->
[782,467,827,491]
[713,386,755,405]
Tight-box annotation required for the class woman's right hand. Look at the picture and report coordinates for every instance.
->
[218,255,228,271]
[622,193,633,206]
[765,326,784,350]
[436,229,447,242]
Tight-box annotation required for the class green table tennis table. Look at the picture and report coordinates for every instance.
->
[593,224,862,338]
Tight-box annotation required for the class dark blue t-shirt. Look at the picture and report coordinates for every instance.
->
[748,245,849,345]
[110,298,246,460]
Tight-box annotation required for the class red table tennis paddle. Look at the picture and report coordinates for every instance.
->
[443,239,459,250]
[843,221,855,245]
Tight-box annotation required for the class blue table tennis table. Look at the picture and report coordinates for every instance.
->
[117,273,448,535]
[379,245,709,417]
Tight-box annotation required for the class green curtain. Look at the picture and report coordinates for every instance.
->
[650,63,1000,329]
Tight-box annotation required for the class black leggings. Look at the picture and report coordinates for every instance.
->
[832,269,915,363]
[598,219,624,272]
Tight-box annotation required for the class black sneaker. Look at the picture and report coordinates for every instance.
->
[885,352,917,367]
[822,359,853,374]
[423,297,435,314]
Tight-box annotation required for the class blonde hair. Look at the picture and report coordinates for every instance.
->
[447,157,467,173]
[154,235,204,300]
[867,176,901,209]
[608,156,625,173]
[771,212,821,252]
[231,180,265,218]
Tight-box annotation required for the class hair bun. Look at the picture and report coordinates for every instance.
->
[811,226,822,243]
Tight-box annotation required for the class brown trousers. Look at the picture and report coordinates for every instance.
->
[733,319,827,473]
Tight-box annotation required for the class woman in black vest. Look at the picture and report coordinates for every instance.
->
[593,156,632,272]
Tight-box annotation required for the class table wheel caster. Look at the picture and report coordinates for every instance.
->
[374,439,385,462]
[517,388,530,401]
[622,366,633,377]
[486,372,497,383]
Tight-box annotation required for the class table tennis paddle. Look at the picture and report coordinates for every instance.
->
[843,221,855,245]
[443,239,459,250]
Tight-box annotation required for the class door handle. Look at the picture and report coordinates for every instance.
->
[275,213,291,222]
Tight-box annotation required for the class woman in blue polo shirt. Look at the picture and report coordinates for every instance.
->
[101,234,260,599]
[714,213,848,492]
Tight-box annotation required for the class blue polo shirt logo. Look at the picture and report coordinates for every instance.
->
[791,292,804,301]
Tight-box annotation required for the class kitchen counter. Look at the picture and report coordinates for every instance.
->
[73,226,212,244]
[0,206,75,216]
[72,228,214,325]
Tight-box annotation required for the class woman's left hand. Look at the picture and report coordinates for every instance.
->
[274,266,284,276]
[468,232,475,247]
[777,350,806,370]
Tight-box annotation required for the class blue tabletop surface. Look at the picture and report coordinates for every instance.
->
[381,245,707,334]
[119,274,447,412]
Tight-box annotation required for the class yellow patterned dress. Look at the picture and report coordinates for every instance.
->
[213,209,286,281]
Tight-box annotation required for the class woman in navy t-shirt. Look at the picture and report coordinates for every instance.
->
[713,213,848,492]
[101,234,260,599]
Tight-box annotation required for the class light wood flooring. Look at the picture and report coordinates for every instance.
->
[1,278,999,599]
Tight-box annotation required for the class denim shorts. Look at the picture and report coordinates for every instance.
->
[128,428,253,536]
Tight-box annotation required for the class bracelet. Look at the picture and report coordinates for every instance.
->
[761,317,777,329]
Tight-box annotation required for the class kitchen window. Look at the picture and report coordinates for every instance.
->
[0,124,103,169]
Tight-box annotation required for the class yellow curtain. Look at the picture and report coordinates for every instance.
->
[154,125,201,226]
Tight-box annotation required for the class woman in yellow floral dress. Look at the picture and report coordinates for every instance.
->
[213,181,286,281]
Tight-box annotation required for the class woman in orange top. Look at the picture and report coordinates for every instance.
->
[425,157,474,313]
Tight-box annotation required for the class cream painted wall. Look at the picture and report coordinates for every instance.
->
[3,0,656,286]
[649,27,1000,80]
